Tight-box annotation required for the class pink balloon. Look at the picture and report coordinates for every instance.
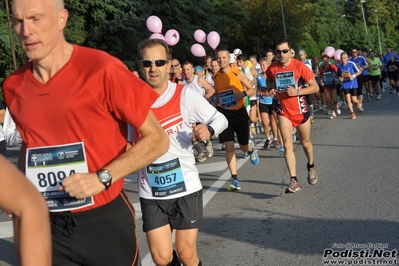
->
[146,16,162,33]
[165,29,180,46]
[191,44,206,57]
[207,31,220,50]
[334,49,344,61]
[194,29,206,43]
[324,46,335,58]
[149,33,165,41]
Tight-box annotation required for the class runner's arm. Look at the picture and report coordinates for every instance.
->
[199,76,215,100]
[0,108,5,124]
[61,110,169,198]
[287,78,319,97]
[0,155,51,266]
[238,71,256,97]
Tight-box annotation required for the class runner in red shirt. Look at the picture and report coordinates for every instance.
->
[266,38,320,193]
[4,0,169,265]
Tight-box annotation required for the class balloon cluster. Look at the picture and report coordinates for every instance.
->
[145,16,221,58]
[146,16,180,46]
[324,46,344,61]
[191,30,220,57]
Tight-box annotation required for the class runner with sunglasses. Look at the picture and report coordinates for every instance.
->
[170,59,185,84]
[266,38,320,193]
[135,38,228,266]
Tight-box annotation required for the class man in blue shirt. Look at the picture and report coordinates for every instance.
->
[349,48,368,107]
[337,52,363,119]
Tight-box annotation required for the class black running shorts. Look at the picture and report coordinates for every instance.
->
[140,189,203,232]
[51,190,139,266]
[217,106,250,145]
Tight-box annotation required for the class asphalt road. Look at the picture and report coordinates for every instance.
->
[1,88,398,266]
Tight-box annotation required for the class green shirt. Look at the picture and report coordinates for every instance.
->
[368,57,382,76]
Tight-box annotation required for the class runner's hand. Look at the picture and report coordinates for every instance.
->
[192,123,211,141]
[268,88,277,97]
[286,85,300,97]
[60,173,104,198]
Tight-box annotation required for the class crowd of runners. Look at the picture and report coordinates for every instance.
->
[2,0,399,265]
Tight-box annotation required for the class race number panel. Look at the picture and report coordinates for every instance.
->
[147,158,186,197]
[219,89,238,109]
[276,71,295,92]
[26,142,93,212]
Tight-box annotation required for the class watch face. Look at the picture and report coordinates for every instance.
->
[98,170,112,182]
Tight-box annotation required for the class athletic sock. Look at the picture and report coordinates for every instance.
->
[232,174,238,181]
[307,163,315,169]
[290,176,298,182]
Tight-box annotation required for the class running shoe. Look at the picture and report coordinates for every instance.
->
[307,167,318,185]
[278,145,285,156]
[377,94,381,100]
[382,88,385,93]
[342,102,348,109]
[263,138,271,149]
[249,148,259,165]
[205,141,214,158]
[286,178,301,193]
[228,179,241,191]
[242,152,249,159]
[196,152,207,162]
[367,93,372,101]
[336,107,341,115]
[273,139,280,148]
[322,104,327,112]
[357,103,363,112]
[350,112,356,120]
[330,111,336,119]
[327,110,332,115]
[390,89,394,94]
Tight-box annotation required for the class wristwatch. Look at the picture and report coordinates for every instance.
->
[207,125,215,137]
[96,169,112,190]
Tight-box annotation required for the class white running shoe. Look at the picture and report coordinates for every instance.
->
[336,107,341,115]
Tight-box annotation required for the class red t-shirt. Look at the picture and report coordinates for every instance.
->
[266,59,315,117]
[3,44,159,212]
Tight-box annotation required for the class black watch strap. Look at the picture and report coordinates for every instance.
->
[207,125,215,137]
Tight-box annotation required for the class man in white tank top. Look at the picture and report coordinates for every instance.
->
[183,61,216,161]
[236,54,259,143]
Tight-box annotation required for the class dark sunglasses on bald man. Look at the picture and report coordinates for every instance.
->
[276,49,290,54]
[139,59,168,68]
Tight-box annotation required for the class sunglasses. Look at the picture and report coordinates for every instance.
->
[276,49,290,54]
[171,64,180,68]
[139,59,168,68]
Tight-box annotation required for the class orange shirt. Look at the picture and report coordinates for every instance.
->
[213,67,244,110]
